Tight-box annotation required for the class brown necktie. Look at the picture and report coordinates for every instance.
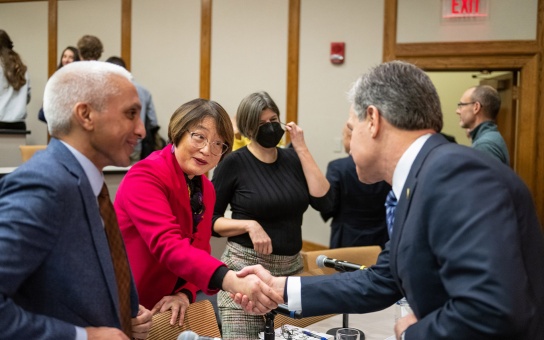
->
[98,183,132,337]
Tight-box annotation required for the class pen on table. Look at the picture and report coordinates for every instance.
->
[302,330,328,340]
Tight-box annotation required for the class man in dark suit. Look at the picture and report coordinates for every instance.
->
[321,114,390,249]
[0,61,153,339]
[235,61,544,339]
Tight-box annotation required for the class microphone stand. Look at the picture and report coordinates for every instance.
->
[325,268,365,339]
[263,311,276,340]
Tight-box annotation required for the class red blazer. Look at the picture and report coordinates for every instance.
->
[114,145,224,309]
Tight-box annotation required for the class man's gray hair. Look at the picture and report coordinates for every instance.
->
[348,61,443,132]
[43,61,132,137]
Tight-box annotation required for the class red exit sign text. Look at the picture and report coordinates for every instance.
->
[442,0,488,18]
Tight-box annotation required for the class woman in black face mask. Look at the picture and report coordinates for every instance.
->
[211,91,333,340]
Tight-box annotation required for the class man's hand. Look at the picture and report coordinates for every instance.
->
[132,304,153,340]
[151,292,190,326]
[231,265,286,314]
[86,327,130,340]
[394,313,417,340]
[222,266,284,314]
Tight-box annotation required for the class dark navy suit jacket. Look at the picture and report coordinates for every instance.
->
[0,139,139,339]
[321,155,390,248]
[299,134,544,339]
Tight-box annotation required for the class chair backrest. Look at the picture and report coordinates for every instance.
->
[146,299,221,340]
[272,313,335,330]
[19,145,47,162]
[301,246,381,275]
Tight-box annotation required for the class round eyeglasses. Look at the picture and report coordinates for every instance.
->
[188,132,229,156]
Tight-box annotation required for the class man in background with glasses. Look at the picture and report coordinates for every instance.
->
[456,85,510,165]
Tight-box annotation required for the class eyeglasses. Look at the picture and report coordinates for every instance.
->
[188,132,229,156]
[457,101,476,109]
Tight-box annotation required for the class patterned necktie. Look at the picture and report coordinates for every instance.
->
[385,190,398,237]
[98,183,132,337]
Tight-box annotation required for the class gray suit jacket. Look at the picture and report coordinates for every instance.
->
[0,138,138,340]
[299,134,544,339]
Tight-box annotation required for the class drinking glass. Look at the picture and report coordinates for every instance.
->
[336,328,360,340]
[395,297,413,321]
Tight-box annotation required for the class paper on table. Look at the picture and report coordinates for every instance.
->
[258,324,333,340]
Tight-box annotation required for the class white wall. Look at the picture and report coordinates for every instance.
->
[132,0,201,134]
[211,0,288,120]
[297,0,385,246]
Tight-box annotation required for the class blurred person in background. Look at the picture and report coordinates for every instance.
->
[105,56,162,162]
[77,35,103,61]
[320,112,390,249]
[0,29,30,130]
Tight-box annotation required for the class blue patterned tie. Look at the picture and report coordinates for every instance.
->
[385,190,398,237]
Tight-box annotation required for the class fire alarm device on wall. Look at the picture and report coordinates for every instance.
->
[330,42,345,65]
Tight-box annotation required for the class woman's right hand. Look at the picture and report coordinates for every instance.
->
[246,220,272,255]
[150,292,190,326]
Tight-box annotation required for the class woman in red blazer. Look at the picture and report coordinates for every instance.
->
[114,98,237,326]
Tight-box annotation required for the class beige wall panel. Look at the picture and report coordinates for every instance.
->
[132,0,201,137]
[0,2,48,146]
[398,0,537,43]
[210,0,289,119]
[59,0,121,60]
[299,0,385,247]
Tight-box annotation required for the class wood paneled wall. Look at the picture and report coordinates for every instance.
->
[3,0,542,224]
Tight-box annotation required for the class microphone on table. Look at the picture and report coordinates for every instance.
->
[316,255,366,272]
[316,255,366,338]
[274,303,303,319]
[177,330,222,340]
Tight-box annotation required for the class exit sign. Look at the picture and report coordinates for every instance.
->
[442,0,489,19]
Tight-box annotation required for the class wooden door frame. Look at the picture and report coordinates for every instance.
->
[383,0,544,225]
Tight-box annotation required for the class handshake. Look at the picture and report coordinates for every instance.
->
[223,265,287,314]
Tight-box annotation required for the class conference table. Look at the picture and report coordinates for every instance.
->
[306,305,396,340]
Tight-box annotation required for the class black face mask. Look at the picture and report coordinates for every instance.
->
[256,122,284,148]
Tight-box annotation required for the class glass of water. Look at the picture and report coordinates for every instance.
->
[336,328,360,340]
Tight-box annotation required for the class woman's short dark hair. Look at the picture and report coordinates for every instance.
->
[168,98,234,160]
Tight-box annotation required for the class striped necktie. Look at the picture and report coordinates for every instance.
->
[98,183,132,337]
[385,190,398,237]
